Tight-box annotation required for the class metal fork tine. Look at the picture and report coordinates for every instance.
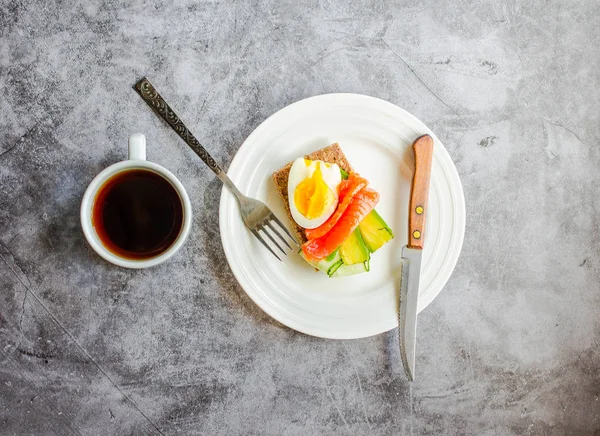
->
[265,221,292,250]
[259,225,287,256]
[251,229,282,261]
[270,214,300,247]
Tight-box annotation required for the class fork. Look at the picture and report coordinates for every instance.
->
[134,77,299,260]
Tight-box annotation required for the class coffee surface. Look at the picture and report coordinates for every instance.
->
[92,169,183,259]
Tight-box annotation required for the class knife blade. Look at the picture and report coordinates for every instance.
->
[399,134,434,381]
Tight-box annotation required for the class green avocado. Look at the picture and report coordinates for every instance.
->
[339,228,370,265]
[358,209,394,253]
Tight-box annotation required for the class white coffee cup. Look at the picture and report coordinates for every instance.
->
[80,133,192,268]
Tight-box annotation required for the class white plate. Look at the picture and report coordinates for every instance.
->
[219,94,465,339]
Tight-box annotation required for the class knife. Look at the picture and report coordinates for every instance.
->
[399,134,434,381]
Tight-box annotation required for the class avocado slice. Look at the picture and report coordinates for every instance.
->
[358,209,394,253]
[339,228,370,265]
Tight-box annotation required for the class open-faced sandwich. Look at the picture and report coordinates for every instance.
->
[272,143,394,277]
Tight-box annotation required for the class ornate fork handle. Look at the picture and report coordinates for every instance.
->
[134,77,244,199]
[133,77,225,172]
[133,77,297,260]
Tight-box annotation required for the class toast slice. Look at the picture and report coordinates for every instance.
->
[272,143,354,244]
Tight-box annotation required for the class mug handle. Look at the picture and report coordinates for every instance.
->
[128,133,147,160]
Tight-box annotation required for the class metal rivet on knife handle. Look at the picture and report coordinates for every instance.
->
[408,135,434,250]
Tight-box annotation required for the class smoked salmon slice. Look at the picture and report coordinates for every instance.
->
[302,187,379,261]
[305,173,368,240]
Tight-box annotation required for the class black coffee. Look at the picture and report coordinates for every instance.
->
[92,169,184,260]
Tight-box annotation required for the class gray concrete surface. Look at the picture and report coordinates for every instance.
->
[1,0,600,434]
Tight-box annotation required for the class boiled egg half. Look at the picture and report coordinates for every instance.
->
[288,158,342,229]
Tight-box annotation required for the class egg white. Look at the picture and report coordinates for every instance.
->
[287,158,342,229]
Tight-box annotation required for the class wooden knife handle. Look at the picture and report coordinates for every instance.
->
[408,134,434,249]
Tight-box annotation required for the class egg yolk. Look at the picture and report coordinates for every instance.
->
[294,163,335,219]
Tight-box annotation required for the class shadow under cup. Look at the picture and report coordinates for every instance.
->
[92,168,184,260]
